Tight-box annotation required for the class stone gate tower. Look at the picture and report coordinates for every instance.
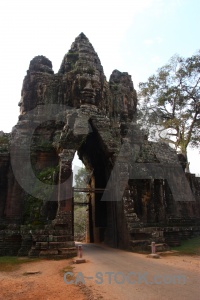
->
[0,33,200,257]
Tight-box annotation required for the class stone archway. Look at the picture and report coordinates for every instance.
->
[55,105,120,249]
[0,33,199,258]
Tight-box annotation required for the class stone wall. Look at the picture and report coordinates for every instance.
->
[0,33,199,256]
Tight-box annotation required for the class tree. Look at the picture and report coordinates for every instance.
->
[138,51,200,171]
[74,167,89,241]
[74,167,89,189]
[74,167,90,203]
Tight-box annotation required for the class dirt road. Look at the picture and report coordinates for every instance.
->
[74,243,200,300]
[0,258,94,300]
[0,243,199,300]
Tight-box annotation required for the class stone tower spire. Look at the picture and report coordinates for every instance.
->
[59,32,104,74]
[58,33,106,107]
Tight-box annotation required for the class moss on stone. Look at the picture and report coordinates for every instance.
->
[23,166,59,225]
[37,166,59,184]
[0,136,9,145]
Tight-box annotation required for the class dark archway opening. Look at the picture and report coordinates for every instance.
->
[77,123,112,244]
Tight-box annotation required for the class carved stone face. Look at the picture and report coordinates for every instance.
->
[72,71,102,106]
[80,73,101,105]
[59,33,105,108]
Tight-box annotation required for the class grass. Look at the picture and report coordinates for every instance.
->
[23,271,41,276]
[61,264,75,281]
[171,237,200,255]
[0,256,39,272]
[61,264,74,274]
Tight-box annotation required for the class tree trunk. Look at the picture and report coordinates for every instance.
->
[181,147,190,173]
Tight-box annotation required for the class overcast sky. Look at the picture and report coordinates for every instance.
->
[0,0,199,174]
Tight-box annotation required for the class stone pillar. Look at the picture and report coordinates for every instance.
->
[29,149,77,259]
[54,149,75,230]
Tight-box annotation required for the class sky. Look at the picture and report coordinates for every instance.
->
[0,0,199,174]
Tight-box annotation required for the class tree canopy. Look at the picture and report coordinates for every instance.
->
[74,167,88,241]
[138,50,200,170]
[74,167,89,189]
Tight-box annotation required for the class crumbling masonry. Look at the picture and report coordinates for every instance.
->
[0,33,200,257]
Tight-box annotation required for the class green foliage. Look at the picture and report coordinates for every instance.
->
[74,167,88,240]
[0,145,9,153]
[23,166,59,225]
[0,134,9,152]
[66,52,79,70]
[0,135,9,145]
[73,67,84,75]
[35,141,54,151]
[37,166,59,184]
[61,264,74,276]
[74,206,87,241]
[67,52,79,61]
[0,257,39,272]
[138,50,200,168]
[23,195,44,225]
[74,167,89,188]
[111,83,119,91]
[171,237,200,255]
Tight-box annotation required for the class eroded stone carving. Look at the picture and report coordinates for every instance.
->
[0,33,200,257]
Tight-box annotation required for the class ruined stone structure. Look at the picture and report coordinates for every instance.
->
[0,33,200,257]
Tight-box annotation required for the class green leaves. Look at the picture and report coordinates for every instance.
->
[138,50,200,165]
[74,167,88,188]
[74,167,88,240]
